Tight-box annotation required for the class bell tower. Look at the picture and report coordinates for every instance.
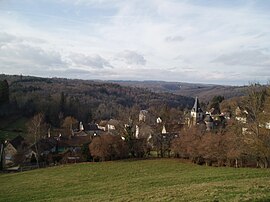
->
[190,97,204,125]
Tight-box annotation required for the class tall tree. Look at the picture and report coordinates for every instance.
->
[0,140,5,170]
[62,116,78,136]
[59,92,66,113]
[0,80,9,105]
[27,113,46,168]
[242,84,270,168]
[208,95,224,112]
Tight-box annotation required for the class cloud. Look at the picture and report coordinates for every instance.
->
[0,31,112,73]
[116,50,146,65]
[165,35,184,42]
[0,0,270,85]
[212,49,270,67]
[0,32,17,45]
[0,32,46,46]
[68,53,113,69]
[0,43,64,67]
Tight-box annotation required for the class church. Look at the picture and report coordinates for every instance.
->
[188,97,225,131]
[189,97,204,126]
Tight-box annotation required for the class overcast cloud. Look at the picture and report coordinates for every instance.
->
[116,50,146,65]
[0,0,270,85]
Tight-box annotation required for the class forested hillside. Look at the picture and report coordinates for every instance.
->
[0,74,194,129]
[112,80,247,102]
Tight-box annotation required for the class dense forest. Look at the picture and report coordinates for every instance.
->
[112,80,247,102]
[0,74,194,128]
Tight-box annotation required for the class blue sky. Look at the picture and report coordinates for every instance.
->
[0,0,270,85]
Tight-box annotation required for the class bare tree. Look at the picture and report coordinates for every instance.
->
[27,113,46,168]
[89,134,128,161]
[241,84,270,168]
[171,126,205,163]
[62,116,78,137]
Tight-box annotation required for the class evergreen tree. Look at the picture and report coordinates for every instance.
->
[59,92,66,113]
[0,80,9,105]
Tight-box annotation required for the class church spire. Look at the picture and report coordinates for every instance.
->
[192,97,202,113]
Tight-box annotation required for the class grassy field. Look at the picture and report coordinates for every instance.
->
[0,159,270,202]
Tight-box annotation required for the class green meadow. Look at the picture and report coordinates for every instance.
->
[0,159,270,202]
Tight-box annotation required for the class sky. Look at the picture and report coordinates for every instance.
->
[0,0,270,85]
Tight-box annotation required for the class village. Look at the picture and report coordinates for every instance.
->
[3,92,269,171]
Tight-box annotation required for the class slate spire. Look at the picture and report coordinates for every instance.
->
[192,97,202,113]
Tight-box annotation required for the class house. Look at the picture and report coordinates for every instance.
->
[4,135,27,167]
[85,123,99,131]
[235,106,248,123]
[135,123,153,140]
[139,110,148,122]
[207,107,220,116]
[4,142,17,166]
[74,130,88,136]
[159,122,183,136]
[79,122,84,131]
[29,133,92,165]
[220,111,231,120]
[204,114,214,131]
[26,137,59,165]
[107,119,120,131]
[30,137,58,156]
[97,120,107,131]
[97,119,120,132]
[266,122,270,129]
[162,125,167,134]
[57,135,92,153]
[156,117,162,124]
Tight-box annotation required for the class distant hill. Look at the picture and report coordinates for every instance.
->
[0,75,194,129]
[110,80,248,102]
[0,74,194,109]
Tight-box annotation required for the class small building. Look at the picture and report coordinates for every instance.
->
[235,106,247,124]
[156,117,162,124]
[139,110,148,122]
[204,114,214,131]
[97,119,120,132]
[84,123,103,136]
[4,135,27,167]
[4,142,17,166]
[97,120,107,131]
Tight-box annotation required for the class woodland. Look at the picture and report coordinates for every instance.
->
[0,74,193,127]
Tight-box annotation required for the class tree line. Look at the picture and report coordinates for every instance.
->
[0,75,193,127]
[172,84,270,168]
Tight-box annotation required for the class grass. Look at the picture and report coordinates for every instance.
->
[0,159,270,201]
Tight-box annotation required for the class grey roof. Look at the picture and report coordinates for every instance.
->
[204,114,213,122]
[191,97,203,113]
[108,119,119,126]
[139,110,148,115]
[10,135,25,150]
[86,123,99,131]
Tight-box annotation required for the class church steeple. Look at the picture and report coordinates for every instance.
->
[190,97,204,126]
[192,97,203,113]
